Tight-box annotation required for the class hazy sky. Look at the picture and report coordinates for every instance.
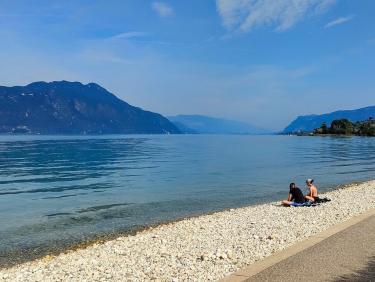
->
[1,0,374,130]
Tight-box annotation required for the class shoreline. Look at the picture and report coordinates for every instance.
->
[0,180,374,281]
[0,198,275,269]
[0,179,369,269]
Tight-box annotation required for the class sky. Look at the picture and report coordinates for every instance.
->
[0,0,374,130]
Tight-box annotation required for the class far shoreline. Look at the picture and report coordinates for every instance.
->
[281,133,375,137]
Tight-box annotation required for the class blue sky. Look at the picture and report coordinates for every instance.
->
[0,0,374,130]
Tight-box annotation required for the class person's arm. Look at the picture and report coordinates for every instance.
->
[288,193,292,201]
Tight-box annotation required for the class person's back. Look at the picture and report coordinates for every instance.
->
[282,183,305,206]
[305,179,318,201]
[290,185,305,203]
[310,185,318,198]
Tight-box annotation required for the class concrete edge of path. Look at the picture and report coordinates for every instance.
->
[219,208,375,282]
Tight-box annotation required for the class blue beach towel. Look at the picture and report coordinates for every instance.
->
[290,201,316,207]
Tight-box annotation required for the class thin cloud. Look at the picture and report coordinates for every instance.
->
[216,0,338,33]
[80,49,134,64]
[152,2,174,18]
[109,32,146,40]
[324,15,355,29]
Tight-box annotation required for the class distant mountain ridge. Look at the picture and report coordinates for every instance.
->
[168,115,270,135]
[282,106,375,133]
[0,81,180,134]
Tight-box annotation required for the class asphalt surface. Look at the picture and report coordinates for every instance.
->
[246,215,375,282]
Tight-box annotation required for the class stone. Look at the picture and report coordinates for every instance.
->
[0,180,373,282]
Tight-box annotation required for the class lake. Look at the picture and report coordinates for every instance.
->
[0,135,374,265]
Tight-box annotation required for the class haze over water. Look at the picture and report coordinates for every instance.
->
[0,135,374,265]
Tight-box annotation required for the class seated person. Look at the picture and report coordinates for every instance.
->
[282,183,306,206]
[305,179,318,202]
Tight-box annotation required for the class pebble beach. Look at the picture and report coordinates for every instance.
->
[1,180,374,282]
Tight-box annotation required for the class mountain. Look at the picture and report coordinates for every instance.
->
[282,106,375,134]
[0,81,180,134]
[168,115,270,135]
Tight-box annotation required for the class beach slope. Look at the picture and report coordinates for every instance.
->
[1,180,374,281]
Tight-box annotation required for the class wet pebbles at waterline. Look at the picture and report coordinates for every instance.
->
[1,180,374,281]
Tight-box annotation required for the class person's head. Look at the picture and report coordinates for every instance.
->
[289,183,296,189]
[306,179,314,186]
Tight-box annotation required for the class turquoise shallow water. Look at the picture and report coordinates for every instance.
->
[0,135,374,265]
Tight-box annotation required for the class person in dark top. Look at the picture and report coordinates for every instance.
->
[282,183,306,206]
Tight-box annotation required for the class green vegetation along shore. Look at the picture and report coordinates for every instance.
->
[313,118,375,136]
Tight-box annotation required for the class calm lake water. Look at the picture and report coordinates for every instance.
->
[0,135,374,265]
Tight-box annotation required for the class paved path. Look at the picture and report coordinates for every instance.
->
[245,215,375,282]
